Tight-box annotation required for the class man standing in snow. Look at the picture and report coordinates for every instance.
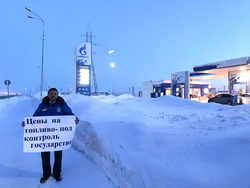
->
[22,88,79,183]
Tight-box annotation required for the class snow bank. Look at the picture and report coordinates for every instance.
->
[68,94,250,187]
[1,94,250,187]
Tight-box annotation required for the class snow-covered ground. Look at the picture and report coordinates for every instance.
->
[0,94,250,188]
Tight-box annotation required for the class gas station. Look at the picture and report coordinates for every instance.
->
[191,56,250,95]
[170,57,250,100]
[144,56,250,101]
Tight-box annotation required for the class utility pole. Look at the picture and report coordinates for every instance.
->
[86,26,99,95]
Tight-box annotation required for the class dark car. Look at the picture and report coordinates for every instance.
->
[208,94,234,105]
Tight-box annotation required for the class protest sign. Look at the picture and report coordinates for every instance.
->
[23,115,76,152]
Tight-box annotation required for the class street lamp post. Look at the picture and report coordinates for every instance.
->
[110,62,115,95]
[25,7,44,96]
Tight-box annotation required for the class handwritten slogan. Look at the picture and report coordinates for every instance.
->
[23,116,76,152]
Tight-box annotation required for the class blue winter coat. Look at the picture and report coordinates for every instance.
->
[33,96,76,117]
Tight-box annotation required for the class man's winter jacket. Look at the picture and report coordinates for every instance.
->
[33,96,75,117]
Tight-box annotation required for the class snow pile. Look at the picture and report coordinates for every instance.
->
[68,94,250,187]
[0,94,250,187]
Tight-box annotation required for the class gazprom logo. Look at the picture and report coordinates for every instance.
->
[172,75,182,84]
[79,44,87,56]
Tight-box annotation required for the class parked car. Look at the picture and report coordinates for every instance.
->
[208,94,234,105]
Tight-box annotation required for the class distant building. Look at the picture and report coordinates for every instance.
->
[142,80,211,98]
[142,80,169,98]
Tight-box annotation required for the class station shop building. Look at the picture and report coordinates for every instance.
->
[142,79,211,99]
[150,80,211,98]
[142,57,250,99]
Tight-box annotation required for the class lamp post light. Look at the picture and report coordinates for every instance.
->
[25,7,44,96]
[110,62,115,68]
[110,62,115,95]
[108,50,114,54]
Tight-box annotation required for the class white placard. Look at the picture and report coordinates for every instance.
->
[23,116,76,153]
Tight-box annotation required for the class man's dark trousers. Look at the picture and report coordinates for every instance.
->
[41,151,62,178]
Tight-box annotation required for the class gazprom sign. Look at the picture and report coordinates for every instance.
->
[75,43,91,95]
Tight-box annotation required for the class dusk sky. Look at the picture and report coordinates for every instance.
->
[1,0,250,94]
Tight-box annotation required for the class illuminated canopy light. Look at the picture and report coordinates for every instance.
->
[240,71,248,82]
[240,67,245,71]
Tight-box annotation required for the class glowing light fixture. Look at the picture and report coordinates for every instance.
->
[108,50,114,54]
[110,62,115,68]
[240,67,245,71]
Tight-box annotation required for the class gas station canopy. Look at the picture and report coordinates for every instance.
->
[190,57,250,80]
